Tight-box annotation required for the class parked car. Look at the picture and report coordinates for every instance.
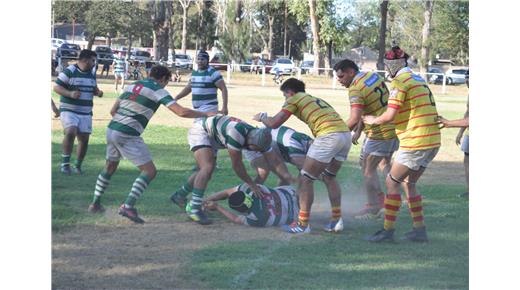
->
[209,55,228,71]
[427,67,443,83]
[240,58,270,73]
[300,60,314,74]
[130,50,151,63]
[445,68,469,85]
[270,58,296,75]
[173,53,193,69]
[56,43,81,60]
[94,46,114,65]
[51,38,67,50]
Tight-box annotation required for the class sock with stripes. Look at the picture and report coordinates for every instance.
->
[298,210,310,227]
[74,158,83,169]
[61,154,71,167]
[383,194,402,230]
[175,182,193,198]
[331,206,342,221]
[407,195,425,228]
[92,170,112,204]
[190,188,205,213]
[124,174,150,208]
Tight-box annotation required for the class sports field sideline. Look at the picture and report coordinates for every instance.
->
[51,78,468,289]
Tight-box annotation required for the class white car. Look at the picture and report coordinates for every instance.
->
[171,53,193,69]
[51,38,67,49]
[270,58,296,75]
[130,50,151,64]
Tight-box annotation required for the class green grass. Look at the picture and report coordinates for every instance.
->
[52,126,468,289]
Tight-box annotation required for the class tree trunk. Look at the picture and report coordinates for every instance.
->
[268,15,274,60]
[179,0,191,54]
[284,0,287,56]
[308,0,322,75]
[87,36,95,50]
[420,0,434,74]
[127,34,133,61]
[377,0,389,72]
[152,1,172,62]
[325,40,333,77]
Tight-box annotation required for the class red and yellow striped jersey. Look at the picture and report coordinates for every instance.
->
[387,69,441,150]
[282,92,348,137]
[349,71,397,140]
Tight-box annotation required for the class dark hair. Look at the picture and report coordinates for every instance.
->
[150,65,172,80]
[78,49,97,60]
[333,59,359,73]
[228,191,251,213]
[197,50,210,60]
[280,78,305,93]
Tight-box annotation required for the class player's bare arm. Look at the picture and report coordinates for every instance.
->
[53,84,81,99]
[363,107,398,125]
[110,99,121,117]
[168,103,217,118]
[174,81,192,101]
[228,149,264,198]
[216,79,228,115]
[253,110,290,129]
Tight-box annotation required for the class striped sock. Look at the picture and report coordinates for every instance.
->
[92,170,112,204]
[190,188,205,212]
[331,206,341,221]
[176,182,193,198]
[298,210,310,227]
[124,174,150,207]
[383,194,402,230]
[61,154,71,167]
[408,195,425,228]
[74,159,83,169]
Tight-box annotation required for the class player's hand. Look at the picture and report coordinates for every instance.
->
[435,115,447,129]
[351,130,361,145]
[455,132,463,146]
[54,111,60,118]
[70,90,81,99]
[250,184,264,199]
[252,113,262,122]
[206,111,218,117]
[203,201,218,211]
[95,88,104,98]
[220,107,229,116]
[362,115,377,125]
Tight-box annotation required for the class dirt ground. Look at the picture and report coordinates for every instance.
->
[52,80,467,289]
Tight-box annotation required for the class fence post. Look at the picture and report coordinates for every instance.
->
[442,73,447,94]
[332,69,337,90]
[297,67,302,80]
[227,64,231,84]
[261,66,266,87]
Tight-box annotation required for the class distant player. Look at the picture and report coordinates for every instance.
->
[87,65,216,224]
[363,46,441,242]
[334,59,399,220]
[113,52,127,93]
[254,78,351,234]
[203,183,298,227]
[53,49,103,175]
[243,125,312,185]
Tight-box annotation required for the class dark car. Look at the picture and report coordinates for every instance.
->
[95,46,114,65]
[240,58,270,73]
[300,60,314,74]
[57,43,81,60]
[427,67,444,83]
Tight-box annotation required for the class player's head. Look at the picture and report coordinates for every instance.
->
[280,78,305,97]
[150,65,172,87]
[197,50,210,70]
[228,190,253,213]
[384,46,409,78]
[78,49,97,71]
[333,59,359,88]
[246,128,272,152]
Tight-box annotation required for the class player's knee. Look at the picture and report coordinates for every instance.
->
[387,173,403,185]
[321,169,336,182]
[300,169,318,183]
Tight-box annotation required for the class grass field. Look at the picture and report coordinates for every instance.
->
[52,77,468,289]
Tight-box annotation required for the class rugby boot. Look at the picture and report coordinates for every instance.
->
[72,165,83,175]
[87,202,105,214]
[402,226,428,243]
[60,164,72,175]
[170,192,188,210]
[365,228,395,243]
[188,210,212,225]
[353,204,384,221]
[118,204,145,224]
[282,221,311,234]
[323,218,344,233]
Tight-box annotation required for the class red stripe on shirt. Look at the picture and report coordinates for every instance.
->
[352,72,369,86]
[396,123,439,134]
[400,132,440,140]
[399,142,441,149]
[399,103,431,114]
[389,98,404,104]
[281,109,293,116]
[408,93,429,101]
[388,104,400,109]
[402,76,413,83]
[395,113,438,126]
[351,104,364,108]
[304,107,321,123]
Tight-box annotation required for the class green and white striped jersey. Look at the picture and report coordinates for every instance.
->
[236,183,298,227]
[108,79,175,136]
[113,57,126,73]
[55,64,97,115]
[191,66,223,112]
[243,126,312,163]
[203,115,257,151]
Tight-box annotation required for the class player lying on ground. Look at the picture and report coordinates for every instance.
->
[171,115,294,225]
[203,183,298,227]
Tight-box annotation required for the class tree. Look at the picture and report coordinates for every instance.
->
[420,0,434,73]
[178,0,193,54]
[308,0,323,74]
[149,0,174,61]
[84,1,120,49]
[377,0,389,71]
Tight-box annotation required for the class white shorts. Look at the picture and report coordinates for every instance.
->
[461,135,469,155]
[60,111,92,134]
[307,132,351,163]
[361,138,399,160]
[114,72,125,79]
[395,147,439,171]
[188,119,219,152]
[106,128,152,166]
